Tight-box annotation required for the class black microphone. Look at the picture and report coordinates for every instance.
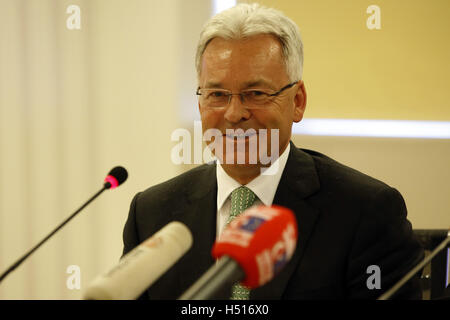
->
[0,166,128,284]
[378,229,450,300]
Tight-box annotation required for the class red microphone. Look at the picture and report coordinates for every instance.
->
[178,205,298,299]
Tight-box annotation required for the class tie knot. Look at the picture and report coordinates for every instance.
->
[229,186,256,223]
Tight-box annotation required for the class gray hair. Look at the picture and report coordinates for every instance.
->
[195,3,304,82]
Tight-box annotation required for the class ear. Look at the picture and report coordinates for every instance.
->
[293,81,307,123]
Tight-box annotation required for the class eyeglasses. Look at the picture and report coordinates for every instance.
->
[196,81,298,108]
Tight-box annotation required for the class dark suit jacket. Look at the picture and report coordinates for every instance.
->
[122,142,424,299]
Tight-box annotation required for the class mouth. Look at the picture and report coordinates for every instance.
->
[224,131,258,140]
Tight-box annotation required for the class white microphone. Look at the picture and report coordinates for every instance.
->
[83,221,193,300]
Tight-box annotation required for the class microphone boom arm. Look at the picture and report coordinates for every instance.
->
[0,185,108,283]
[178,256,245,300]
[378,230,450,300]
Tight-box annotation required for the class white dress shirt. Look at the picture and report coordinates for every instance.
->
[215,143,291,238]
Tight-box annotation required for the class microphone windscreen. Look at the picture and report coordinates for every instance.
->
[212,205,297,288]
[105,166,128,188]
[83,221,192,300]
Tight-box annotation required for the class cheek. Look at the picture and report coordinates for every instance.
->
[200,108,224,129]
[251,110,282,129]
[252,109,293,142]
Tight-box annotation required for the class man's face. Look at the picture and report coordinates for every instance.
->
[198,34,306,168]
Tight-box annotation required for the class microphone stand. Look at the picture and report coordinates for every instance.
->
[0,183,110,284]
[378,230,450,300]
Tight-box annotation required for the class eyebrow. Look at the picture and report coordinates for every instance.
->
[202,79,276,90]
[242,79,275,89]
[202,81,223,89]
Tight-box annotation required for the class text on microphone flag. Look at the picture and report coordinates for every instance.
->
[256,222,297,284]
[212,205,298,288]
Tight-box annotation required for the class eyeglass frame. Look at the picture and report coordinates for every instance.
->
[196,81,299,108]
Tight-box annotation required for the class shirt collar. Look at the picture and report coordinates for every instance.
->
[216,143,290,210]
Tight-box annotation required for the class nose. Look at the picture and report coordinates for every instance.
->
[224,94,251,124]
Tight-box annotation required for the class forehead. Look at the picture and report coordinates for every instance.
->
[200,34,289,88]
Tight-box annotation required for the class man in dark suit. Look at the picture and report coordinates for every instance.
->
[122,3,423,299]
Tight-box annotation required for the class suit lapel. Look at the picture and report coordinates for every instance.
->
[171,164,218,294]
[251,142,321,299]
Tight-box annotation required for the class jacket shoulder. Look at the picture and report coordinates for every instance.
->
[137,163,215,205]
[299,148,392,193]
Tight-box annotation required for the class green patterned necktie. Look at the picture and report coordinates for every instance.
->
[227,186,256,300]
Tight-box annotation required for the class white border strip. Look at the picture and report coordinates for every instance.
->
[212,0,236,15]
[292,119,450,139]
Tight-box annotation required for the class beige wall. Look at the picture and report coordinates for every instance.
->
[0,0,208,299]
[253,0,450,121]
